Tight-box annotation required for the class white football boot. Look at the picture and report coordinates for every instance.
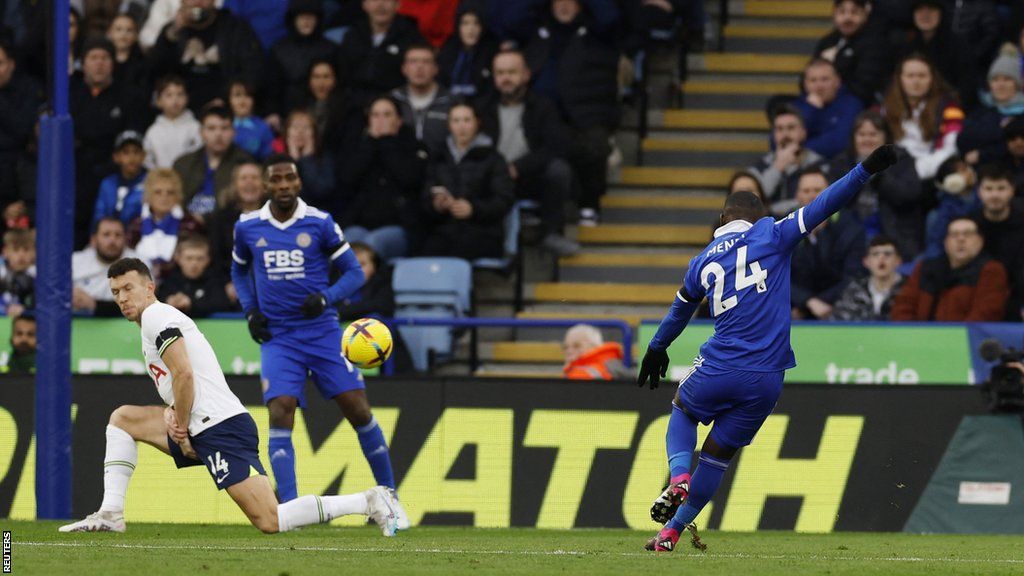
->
[364,486,399,537]
[387,488,411,531]
[58,510,126,533]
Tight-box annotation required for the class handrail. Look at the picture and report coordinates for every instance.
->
[384,317,635,375]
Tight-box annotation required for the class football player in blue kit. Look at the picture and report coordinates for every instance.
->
[636,145,900,552]
[231,154,407,529]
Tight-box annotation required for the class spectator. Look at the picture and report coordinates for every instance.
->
[832,235,905,321]
[92,131,147,230]
[958,44,1024,166]
[438,4,498,99]
[924,156,978,258]
[140,0,226,51]
[793,58,864,159]
[891,216,1009,321]
[562,323,631,380]
[748,106,824,215]
[881,53,963,180]
[283,110,337,215]
[0,39,41,226]
[946,0,1000,75]
[790,168,866,320]
[79,0,148,39]
[970,163,1024,320]
[72,217,138,316]
[70,37,148,248]
[144,74,202,169]
[302,58,360,153]
[149,0,263,113]
[826,111,925,260]
[421,103,514,260]
[1003,116,1024,192]
[129,168,200,272]
[173,104,254,219]
[107,13,150,91]
[156,235,234,317]
[525,0,621,226]
[814,0,891,105]
[336,0,426,106]
[478,49,578,255]
[222,0,288,50]
[338,97,426,261]
[207,160,264,278]
[891,0,978,111]
[1,313,35,374]
[390,43,455,155]
[267,0,337,117]
[336,242,396,320]
[0,229,35,317]
[228,79,274,160]
[727,171,767,203]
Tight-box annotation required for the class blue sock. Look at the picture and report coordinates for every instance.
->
[268,428,298,502]
[356,416,395,489]
[666,405,698,481]
[667,452,731,532]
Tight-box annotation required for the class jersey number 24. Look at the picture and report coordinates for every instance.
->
[700,246,768,315]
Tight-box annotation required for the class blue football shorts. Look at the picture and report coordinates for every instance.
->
[260,322,365,407]
[168,413,267,490]
[675,360,784,449]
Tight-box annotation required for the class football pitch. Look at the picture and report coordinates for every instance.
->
[5,520,1023,576]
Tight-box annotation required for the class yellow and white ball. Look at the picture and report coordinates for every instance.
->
[342,318,393,369]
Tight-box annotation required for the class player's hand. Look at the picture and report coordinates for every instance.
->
[246,309,272,343]
[180,437,198,460]
[637,347,670,389]
[862,144,900,174]
[301,293,328,318]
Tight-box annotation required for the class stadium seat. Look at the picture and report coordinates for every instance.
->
[392,257,473,371]
[472,203,524,311]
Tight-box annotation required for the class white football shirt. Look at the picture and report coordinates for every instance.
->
[140,302,247,435]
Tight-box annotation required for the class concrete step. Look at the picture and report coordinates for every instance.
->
[691,53,809,75]
[642,136,766,154]
[739,0,832,19]
[473,363,564,379]
[517,309,661,328]
[659,109,768,131]
[578,224,711,245]
[724,22,831,39]
[602,193,726,210]
[487,341,564,364]
[722,36,821,54]
[560,250,698,268]
[600,206,719,225]
[531,282,679,304]
[639,149,763,169]
[558,265,686,284]
[683,78,799,96]
[619,166,733,188]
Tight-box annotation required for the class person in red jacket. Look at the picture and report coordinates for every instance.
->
[891,216,1010,321]
[562,323,632,380]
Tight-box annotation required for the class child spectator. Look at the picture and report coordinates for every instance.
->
[156,235,234,317]
[129,168,200,274]
[0,229,35,317]
[92,131,147,230]
[438,5,498,99]
[336,242,396,321]
[144,75,202,169]
[267,0,337,117]
[228,79,274,160]
[832,235,905,321]
[106,13,150,91]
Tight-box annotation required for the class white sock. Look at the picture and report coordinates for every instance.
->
[276,493,368,532]
[99,425,137,513]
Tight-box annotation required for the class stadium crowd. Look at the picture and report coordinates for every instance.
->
[0,0,1022,331]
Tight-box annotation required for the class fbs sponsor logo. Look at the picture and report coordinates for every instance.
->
[825,362,920,384]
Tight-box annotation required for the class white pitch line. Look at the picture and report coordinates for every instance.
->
[15,541,1024,565]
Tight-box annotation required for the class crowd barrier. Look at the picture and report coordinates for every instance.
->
[1,375,1021,533]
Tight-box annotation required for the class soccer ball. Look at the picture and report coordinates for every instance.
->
[342,318,393,369]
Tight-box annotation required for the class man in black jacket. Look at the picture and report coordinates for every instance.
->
[268,0,338,117]
[814,0,892,106]
[156,235,234,318]
[478,49,578,256]
[337,0,426,108]
[525,0,620,226]
[0,39,39,230]
[390,43,455,156]
[149,0,264,113]
[70,37,149,248]
[970,164,1024,320]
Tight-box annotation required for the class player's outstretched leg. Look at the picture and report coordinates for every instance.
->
[59,406,169,533]
[651,404,699,524]
[267,396,300,502]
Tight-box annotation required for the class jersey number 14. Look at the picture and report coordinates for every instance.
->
[700,246,769,315]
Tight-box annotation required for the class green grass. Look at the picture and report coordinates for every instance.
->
[4,520,1023,575]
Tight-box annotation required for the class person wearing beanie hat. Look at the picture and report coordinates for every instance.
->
[958,44,1024,167]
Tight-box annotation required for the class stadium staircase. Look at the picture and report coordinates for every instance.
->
[471,1,833,378]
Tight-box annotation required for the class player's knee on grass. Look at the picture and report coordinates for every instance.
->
[268,396,298,428]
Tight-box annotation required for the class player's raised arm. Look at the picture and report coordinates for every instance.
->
[774,144,899,251]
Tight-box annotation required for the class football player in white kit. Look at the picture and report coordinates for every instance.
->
[59,258,408,535]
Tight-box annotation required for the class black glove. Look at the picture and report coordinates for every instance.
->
[245,309,272,344]
[637,347,670,390]
[300,293,328,318]
[862,144,900,174]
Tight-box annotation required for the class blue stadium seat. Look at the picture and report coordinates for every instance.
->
[472,202,526,312]
[392,257,473,371]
